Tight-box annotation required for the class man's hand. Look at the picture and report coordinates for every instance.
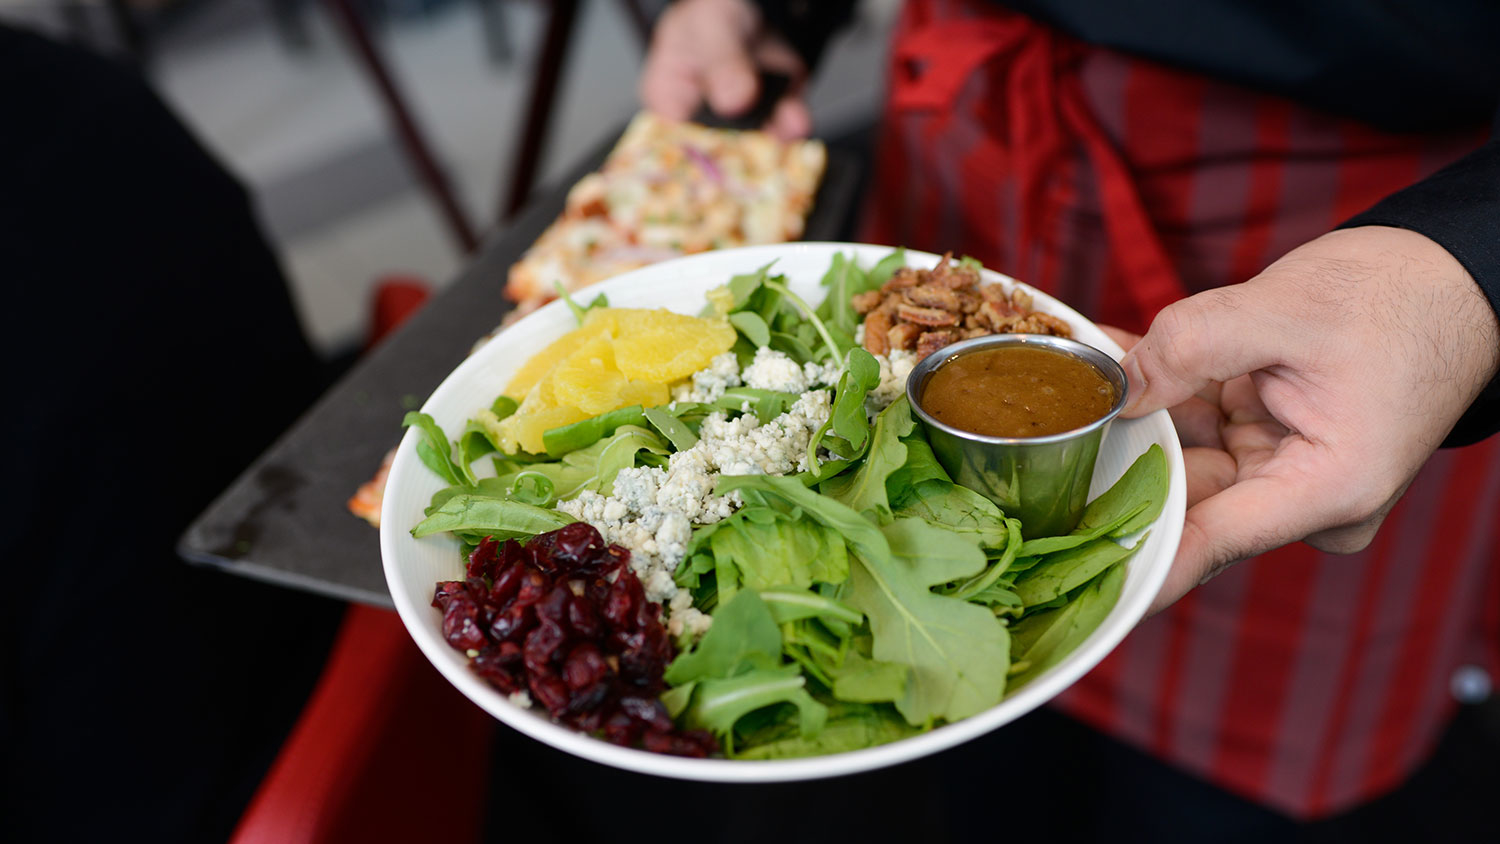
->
[639,0,812,139]
[1116,226,1500,613]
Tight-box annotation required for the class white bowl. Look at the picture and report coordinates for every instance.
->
[380,242,1186,781]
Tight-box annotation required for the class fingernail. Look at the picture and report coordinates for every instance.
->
[1120,353,1145,416]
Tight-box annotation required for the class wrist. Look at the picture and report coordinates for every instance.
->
[1325,225,1500,422]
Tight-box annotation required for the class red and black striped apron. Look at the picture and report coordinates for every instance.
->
[862,0,1500,818]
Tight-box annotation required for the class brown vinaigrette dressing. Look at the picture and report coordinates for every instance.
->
[918,346,1116,438]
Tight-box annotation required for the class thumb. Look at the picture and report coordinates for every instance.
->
[1120,285,1281,418]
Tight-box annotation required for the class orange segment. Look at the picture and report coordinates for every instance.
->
[492,307,736,454]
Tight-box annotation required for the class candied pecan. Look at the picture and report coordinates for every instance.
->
[851,289,885,314]
[904,284,962,311]
[977,300,1022,333]
[887,322,922,351]
[947,263,982,289]
[880,266,921,293]
[916,330,958,359]
[979,283,1015,307]
[1014,313,1074,338]
[1010,287,1035,312]
[954,290,982,314]
[927,253,954,285]
[929,254,979,289]
[863,310,893,356]
[896,303,959,327]
[962,313,982,330]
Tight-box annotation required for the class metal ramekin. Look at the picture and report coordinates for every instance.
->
[905,334,1129,539]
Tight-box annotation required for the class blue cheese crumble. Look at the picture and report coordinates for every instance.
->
[558,354,836,638]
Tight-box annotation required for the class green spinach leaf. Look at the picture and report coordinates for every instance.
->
[411,496,573,539]
[1075,443,1169,539]
[1012,536,1140,607]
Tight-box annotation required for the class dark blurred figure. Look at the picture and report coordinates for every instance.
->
[0,25,343,841]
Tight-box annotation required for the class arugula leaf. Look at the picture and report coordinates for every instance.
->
[763,279,842,362]
[686,666,828,743]
[814,252,870,338]
[884,434,950,497]
[664,591,828,743]
[947,517,1023,600]
[705,511,849,591]
[712,387,798,424]
[829,651,909,704]
[715,475,891,563]
[727,263,775,309]
[820,395,914,522]
[458,395,518,469]
[642,407,700,451]
[866,248,907,289]
[830,348,882,449]
[553,281,609,325]
[849,518,1010,725]
[892,478,1011,550]
[589,424,668,496]
[402,411,466,487]
[728,311,771,348]
[733,703,920,760]
[664,590,782,685]
[807,349,884,473]
[411,496,573,539]
[767,330,816,363]
[758,585,863,626]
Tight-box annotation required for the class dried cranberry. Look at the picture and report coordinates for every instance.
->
[499,537,527,570]
[528,672,571,716]
[472,646,522,693]
[601,545,631,574]
[432,580,467,610]
[523,622,568,675]
[467,536,502,580]
[566,593,603,642]
[437,525,713,757]
[465,576,490,601]
[561,642,613,691]
[550,522,606,574]
[602,711,644,747]
[536,584,572,626]
[633,597,663,632]
[567,706,609,734]
[489,561,526,605]
[441,593,489,652]
[585,575,613,607]
[602,573,643,631]
[524,532,558,574]
[489,603,535,643]
[617,695,675,733]
[513,570,550,608]
[642,729,718,757]
[494,640,524,667]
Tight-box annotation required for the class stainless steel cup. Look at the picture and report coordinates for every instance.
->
[906,334,1128,539]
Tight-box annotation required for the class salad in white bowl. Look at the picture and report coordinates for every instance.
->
[379,243,1185,781]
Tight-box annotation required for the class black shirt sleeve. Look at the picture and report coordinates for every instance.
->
[751,0,858,69]
[1337,136,1500,447]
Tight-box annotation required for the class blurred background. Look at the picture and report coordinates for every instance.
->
[0,0,896,357]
